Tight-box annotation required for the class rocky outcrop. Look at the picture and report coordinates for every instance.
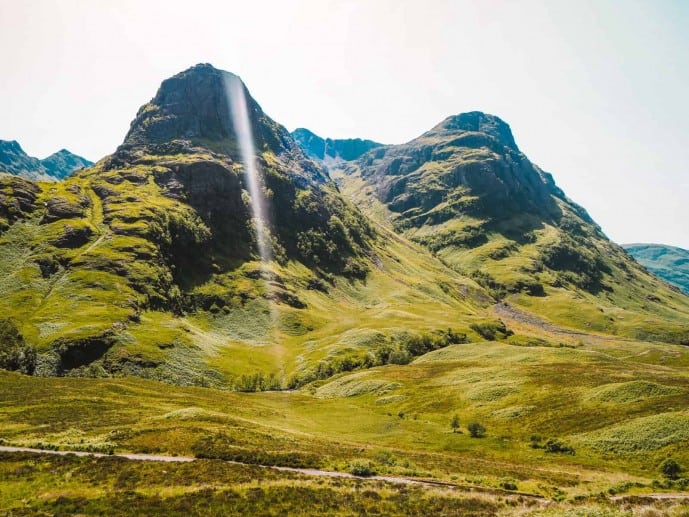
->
[119,64,327,183]
[350,111,567,231]
[0,174,40,232]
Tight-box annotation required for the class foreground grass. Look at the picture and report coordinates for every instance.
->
[0,451,510,516]
[2,448,689,515]
[3,336,689,498]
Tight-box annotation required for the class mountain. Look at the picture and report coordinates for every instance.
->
[4,64,689,510]
[1,63,689,387]
[0,140,92,180]
[624,243,689,294]
[329,111,689,343]
[291,128,382,162]
[0,64,487,384]
[41,149,93,179]
[0,140,44,180]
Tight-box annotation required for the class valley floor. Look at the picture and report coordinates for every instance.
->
[2,327,689,516]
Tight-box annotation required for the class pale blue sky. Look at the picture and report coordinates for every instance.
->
[0,0,687,248]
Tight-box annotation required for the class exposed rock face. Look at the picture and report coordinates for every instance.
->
[0,174,41,232]
[346,111,570,232]
[435,112,519,151]
[119,64,325,182]
[0,140,92,181]
[291,128,383,162]
[109,64,374,280]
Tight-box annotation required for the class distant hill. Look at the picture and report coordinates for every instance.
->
[291,128,382,161]
[0,140,92,181]
[624,243,689,294]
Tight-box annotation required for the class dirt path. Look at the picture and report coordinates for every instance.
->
[493,302,634,345]
[0,445,539,497]
[0,445,195,463]
[611,493,689,501]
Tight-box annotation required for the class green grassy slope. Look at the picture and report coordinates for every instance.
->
[624,243,689,294]
[2,65,689,514]
[0,153,494,387]
[330,113,689,344]
[0,64,496,386]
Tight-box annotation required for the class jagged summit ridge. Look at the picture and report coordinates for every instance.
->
[121,64,303,162]
[431,111,518,151]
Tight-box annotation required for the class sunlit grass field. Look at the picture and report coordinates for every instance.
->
[3,329,689,514]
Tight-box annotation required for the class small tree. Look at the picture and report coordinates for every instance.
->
[468,422,486,438]
[660,458,682,479]
[451,414,460,433]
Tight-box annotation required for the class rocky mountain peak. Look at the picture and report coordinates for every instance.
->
[0,140,92,181]
[432,111,518,151]
[123,63,238,146]
[121,64,300,161]
[0,140,22,152]
[41,149,93,179]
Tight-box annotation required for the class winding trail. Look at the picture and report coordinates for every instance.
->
[493,302,635,345]
[0,446,539,497]
[4,446,689,502]
[0,445,194,463]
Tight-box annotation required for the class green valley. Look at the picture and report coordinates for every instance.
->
[1,64,689,515]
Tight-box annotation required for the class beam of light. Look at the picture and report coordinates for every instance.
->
[225,74,273,266]
[224,73,285,382]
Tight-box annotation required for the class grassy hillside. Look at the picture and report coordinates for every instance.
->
[330,113,689,344]
[0,157,491,387]
[624,243,689,295]
[3,65,689,514]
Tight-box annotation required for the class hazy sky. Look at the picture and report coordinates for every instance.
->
[1,0,687,248]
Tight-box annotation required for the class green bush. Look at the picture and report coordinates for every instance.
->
[0,319,36,374]
[543,439,575,455]
[660,458,681,479]
[470,321,512,341]
[451,414,461,433]
[467,422,486,438]
[349,460,376,477]
[500,481,518,491]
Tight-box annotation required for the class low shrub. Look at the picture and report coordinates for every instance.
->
[543,439,575,455]
[349,460,376,477]
[467,422,486,438]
